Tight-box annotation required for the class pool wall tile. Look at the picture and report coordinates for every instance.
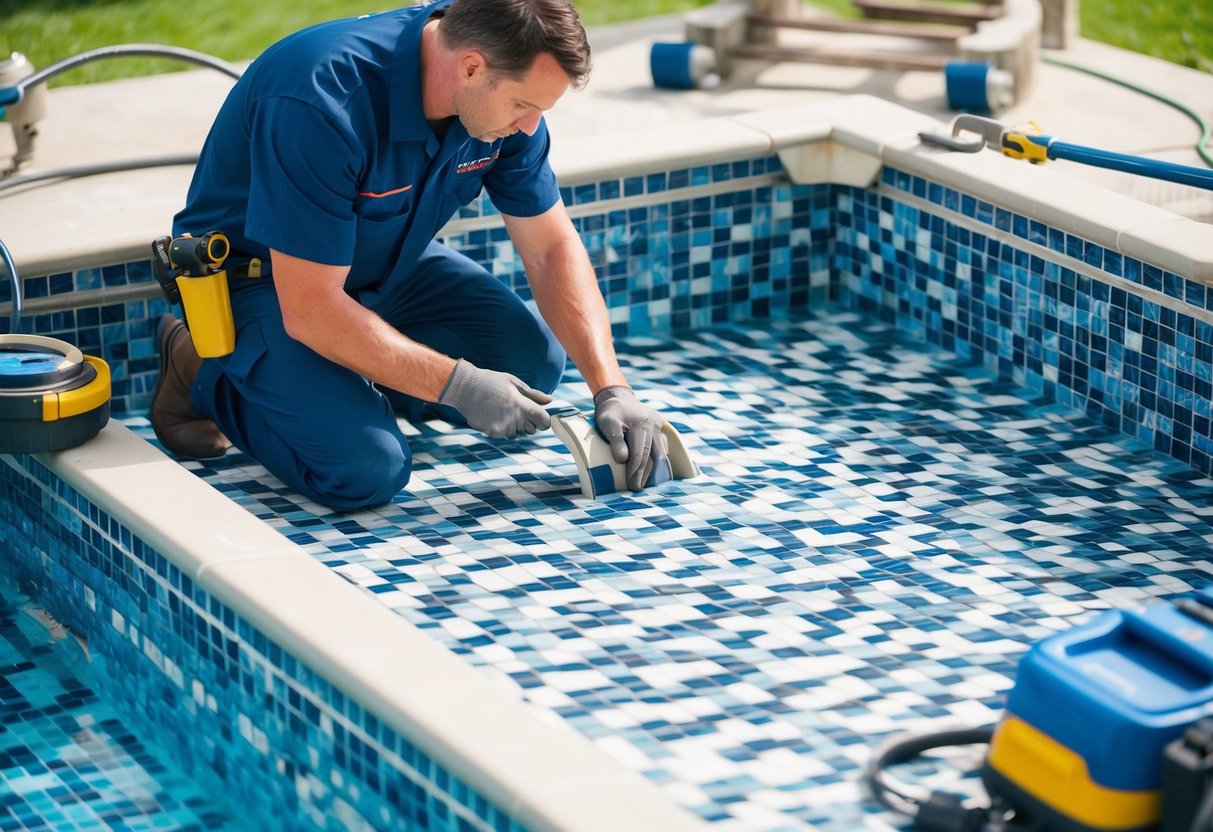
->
[0,452,530,832]
[857,169,1213,477]
[11,157,1211,478]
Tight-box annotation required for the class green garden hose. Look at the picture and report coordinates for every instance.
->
[1043,53,1213,169]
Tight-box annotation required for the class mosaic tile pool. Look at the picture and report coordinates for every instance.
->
[124,310,1213,831]
[9,143,1212,829]
[0,453,535,832]
[0,571,240,831]
[15,163,1211,481]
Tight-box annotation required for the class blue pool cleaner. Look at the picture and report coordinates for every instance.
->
[867,589,1213,832]
[920,113,1213,192]
[0,237,110,453]
[549,404,700,499]
[0,334,110,453]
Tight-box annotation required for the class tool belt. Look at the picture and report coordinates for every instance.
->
[225,252,271,280]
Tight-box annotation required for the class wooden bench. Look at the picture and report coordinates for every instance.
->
[851,0,1003,26]
[682,0,1041,101]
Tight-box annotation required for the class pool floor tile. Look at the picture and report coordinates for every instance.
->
[0,588,242,831]
[126,310,1213,831]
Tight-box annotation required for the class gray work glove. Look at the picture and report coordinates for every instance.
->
[438,359,552,438]
[593,386,670,492]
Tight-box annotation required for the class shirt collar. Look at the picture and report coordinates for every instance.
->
[389,0,457,149]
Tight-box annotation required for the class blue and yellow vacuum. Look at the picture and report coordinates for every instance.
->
[0,334,110,452]
[983,592,1213,832]
[868,590,1213,832]
[0,228,109,455]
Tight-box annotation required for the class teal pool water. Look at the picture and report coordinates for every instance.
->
[0,567,240,831]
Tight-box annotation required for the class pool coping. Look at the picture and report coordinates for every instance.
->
[33,421,708,831]
[5,95,1212,285]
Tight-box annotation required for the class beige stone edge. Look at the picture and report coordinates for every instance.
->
[32,422,707,832]
[15,95,1209,287]
[556,95,1212,287]
[816,96,1213,285]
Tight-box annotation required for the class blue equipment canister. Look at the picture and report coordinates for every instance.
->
[945,60,1014,113]
[650,42,720,90]
[983,590,1213,831]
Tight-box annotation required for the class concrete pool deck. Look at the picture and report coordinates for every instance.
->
[0,3,1211,278]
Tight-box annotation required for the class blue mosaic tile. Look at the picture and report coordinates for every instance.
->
[0,456,530,832]
[0,576,238,831]
[13,160,1211,501]
[854,176,1213,477]
[124,312,1213,832]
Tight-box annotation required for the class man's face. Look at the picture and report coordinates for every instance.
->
[454,51,570,142]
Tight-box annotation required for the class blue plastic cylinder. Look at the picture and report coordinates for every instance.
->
[651,42,716,90]
[945,61,1014,113]
[945,61,993,112]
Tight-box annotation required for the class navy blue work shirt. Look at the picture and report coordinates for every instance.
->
[174,0,560,295]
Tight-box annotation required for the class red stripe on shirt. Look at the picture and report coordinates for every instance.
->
[358,184,414,198]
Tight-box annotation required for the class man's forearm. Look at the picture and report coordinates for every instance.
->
[526,237,628,395]
[271,249,456,401]
[296,297,456,400]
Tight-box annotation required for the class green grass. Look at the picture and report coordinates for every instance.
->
[1081,0,1212,73]
[0,0,716,86]
[0,0,1208,85]
[783,0,1211,72]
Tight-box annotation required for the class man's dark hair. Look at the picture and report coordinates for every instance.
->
[438,0,592,90]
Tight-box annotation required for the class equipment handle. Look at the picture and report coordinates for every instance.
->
[1120,605,1213,681]
[918,129,985,153]
[1048,140,1213,192]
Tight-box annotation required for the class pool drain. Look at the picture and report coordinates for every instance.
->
[0,334,110,452]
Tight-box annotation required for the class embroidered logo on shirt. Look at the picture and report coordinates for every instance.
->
[358,184,413,198]
[456,151,500,175]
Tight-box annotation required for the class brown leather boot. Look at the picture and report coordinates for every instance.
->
[151,314,231,459]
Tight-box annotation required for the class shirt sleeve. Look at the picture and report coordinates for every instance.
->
[482,117,561,218]
[244,96,363,266]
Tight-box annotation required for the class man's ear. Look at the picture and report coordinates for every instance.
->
[458,49,487,82]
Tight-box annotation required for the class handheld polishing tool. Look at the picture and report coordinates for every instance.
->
[548,404,700,499]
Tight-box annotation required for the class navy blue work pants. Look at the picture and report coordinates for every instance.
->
[190,241,566,511]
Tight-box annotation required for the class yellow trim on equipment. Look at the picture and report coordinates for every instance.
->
[57,356,111,419]
[205,232,229,264]
[1002,131,1050,164]
[39,355,111,422]
[987,715,1161,830]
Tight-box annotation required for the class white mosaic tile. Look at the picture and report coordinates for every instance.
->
[130,312,1213,830]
